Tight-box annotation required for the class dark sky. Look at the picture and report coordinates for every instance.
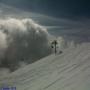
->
[0,0,90,19]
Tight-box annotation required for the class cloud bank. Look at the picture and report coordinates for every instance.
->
[0,18,51,71]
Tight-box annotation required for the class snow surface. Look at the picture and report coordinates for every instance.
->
[0,42,90,90]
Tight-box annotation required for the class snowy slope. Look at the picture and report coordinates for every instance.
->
[0,42,90,90]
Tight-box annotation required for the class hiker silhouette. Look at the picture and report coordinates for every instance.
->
[51,40,58,54]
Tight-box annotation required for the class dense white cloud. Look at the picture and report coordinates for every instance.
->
[0,31,7,60]
[0,18,51,71]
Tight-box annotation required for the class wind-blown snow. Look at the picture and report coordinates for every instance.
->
[0,18,51,71]
[0,42,90,90]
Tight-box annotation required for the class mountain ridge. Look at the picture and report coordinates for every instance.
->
[0,42,90,90]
